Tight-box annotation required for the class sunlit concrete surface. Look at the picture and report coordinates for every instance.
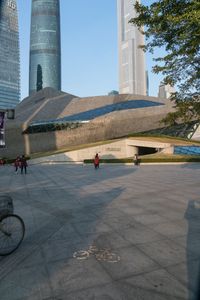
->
[0,163,200,300]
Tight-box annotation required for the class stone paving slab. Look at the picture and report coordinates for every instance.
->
[0,163,200,299]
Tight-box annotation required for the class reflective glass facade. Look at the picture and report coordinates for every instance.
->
[25,100,164,134]
[174,146,200,156]
[29,0,61,95]
[0,0,20,110]
[59,100,164,122]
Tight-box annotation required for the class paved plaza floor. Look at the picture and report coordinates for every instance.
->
[0,163,200,300]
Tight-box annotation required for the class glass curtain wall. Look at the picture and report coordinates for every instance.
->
[0,0,20,109]
[29,0,61,95]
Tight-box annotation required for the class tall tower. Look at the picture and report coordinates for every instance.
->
[0,0,20,109]
[29,0,61,95]
[117,0,146,95]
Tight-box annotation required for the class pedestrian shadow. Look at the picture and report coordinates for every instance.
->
[185,200,200,299]
[0,185,126,298]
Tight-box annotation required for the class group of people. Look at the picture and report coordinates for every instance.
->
[93,153,139,168]
[14,155,28,174]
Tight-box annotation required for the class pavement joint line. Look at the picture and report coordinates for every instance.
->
[1,164,200,299]
[0,218,67,281]
[30,161,200,166]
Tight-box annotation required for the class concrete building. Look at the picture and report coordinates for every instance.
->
[0,88,174,158]
[0,0,20,109]
[29,0,61,95]
[117,0,146,95]
[158,83,176,99]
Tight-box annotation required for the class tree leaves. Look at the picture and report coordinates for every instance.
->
[130,0,200,125]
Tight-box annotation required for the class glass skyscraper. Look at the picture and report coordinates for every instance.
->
[29,0,61,95]
[0,0,20,110]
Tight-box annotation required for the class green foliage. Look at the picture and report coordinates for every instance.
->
[84,156,200,164]
[0,157,30,165]
[130,0,200,124]
[84,158,133,164]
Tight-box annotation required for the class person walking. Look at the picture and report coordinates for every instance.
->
[20,155,28,174]
[134,153,139,166]
[94,153,100,169]
[14,156,20,173]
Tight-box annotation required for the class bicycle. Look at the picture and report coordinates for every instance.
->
[0,195,25,256]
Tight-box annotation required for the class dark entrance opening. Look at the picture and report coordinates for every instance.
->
[138,147,158,155]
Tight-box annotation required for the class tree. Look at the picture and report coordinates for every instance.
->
[130,0,200,125]
[36,64,43,92]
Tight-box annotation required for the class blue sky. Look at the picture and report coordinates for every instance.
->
[18,0,163,100]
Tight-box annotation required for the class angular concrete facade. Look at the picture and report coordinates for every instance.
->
[117,0,146,95]
[0,88,174,158]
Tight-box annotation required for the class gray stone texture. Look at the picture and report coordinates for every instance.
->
[0,88,174,158]
[1,163,200,299]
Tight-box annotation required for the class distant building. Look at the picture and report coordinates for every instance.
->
[0,0,20,110]
[146,71,149,96]
[117,0,146,95]
[108,90,119,96]
[29,0,61,95]
[158,83,176,99]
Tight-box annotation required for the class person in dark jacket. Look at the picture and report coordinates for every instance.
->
[14,156,20,173]
[20,155,28,174]
[134,154,139,166]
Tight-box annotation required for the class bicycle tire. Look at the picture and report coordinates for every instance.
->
[0,214,25,256]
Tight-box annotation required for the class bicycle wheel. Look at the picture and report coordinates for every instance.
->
[0,214,25,256]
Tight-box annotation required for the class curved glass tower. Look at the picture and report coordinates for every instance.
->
[29,0,61,95]
[0,0,20,109]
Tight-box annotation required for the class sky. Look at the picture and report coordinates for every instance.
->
[17,0,164,100]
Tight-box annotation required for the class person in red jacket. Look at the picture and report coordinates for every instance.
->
[0,159,5,165]
[94,153,100,169]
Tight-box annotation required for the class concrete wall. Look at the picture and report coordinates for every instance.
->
[29,138,173,165]
[30,139,130,164]
[0,100,174,158]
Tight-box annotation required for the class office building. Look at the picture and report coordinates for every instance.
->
[158,83,176,99]
[117,0,146,95]
[29,0,61,95]
[0,0,20,109]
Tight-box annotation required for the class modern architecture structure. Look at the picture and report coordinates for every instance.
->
[1,87,174,157]
[146,71,149,96]
[0,0,20,110]
[158,82,176,99]
[117,0,146,95]
[29,0,61,95]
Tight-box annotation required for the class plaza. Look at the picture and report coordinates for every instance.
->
[0,162,200,299]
